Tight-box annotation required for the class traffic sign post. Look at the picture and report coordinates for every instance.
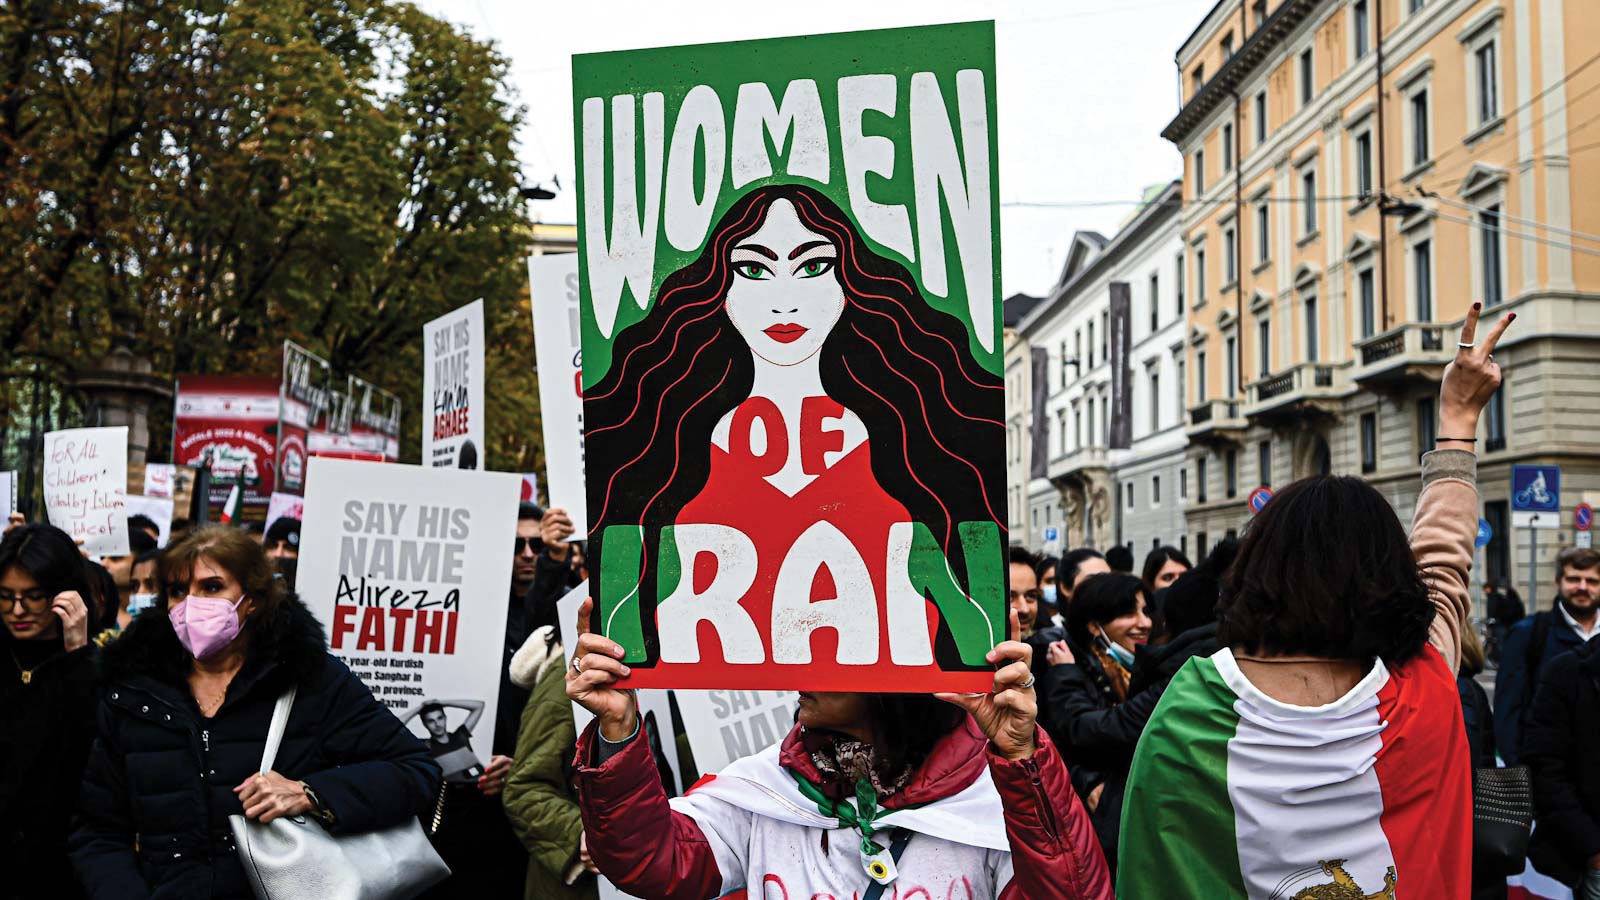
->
[1476,518,1493,549]
[1577,503,1594,549]
[1512,465,1562,612]
[1248,486,1274,515]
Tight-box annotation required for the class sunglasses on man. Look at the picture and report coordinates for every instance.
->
[513,536,545,556]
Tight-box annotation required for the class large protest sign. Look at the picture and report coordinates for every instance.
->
[174,376,279,524]
[43,427,129,556]
[422,301,485,469]
[279,341,333,495]
[575,22,1006,691]
[297,458,519,783]
[529,254,588,537]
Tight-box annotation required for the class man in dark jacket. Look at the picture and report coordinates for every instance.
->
[1495,547,1600,764]
[1523,637,1600,892]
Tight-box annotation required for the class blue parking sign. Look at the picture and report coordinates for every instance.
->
[1512,465,1561,529]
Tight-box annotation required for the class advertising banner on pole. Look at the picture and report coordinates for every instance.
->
[43,426,129,556]
[423,300,486,469]
[574,22,1006,692]
[1108,281,1132,451]
[349,374,403,463]
[174,376,279,524]
[529,253,588,538]
[297,458,520,785]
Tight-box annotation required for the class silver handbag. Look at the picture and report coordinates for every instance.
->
[229,686,451,900]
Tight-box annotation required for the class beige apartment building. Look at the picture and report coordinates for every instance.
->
[1170,0,1600,592]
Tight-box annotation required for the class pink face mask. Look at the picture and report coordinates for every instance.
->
[169,594,245,660]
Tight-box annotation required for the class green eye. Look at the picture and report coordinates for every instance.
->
[734,262,772,280]
[797,259,835,279]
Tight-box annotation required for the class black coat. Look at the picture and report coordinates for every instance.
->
[1523,637,1600,887]
[1,639,98,900]
[69,597,441,900]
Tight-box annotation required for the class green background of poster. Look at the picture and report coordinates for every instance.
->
[572,20,1001,388]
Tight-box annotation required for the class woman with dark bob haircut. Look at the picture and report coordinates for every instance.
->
[1119,306,1513,899]
[71,525,442,899]
[0,524,98,899]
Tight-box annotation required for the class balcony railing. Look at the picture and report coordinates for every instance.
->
[1186,398,1246,440]
[1047,444,1108,482]
[1355,322,1452,383]
[1245,362,1341,417]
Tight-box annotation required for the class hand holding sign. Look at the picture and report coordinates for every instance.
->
[935,609,1038,761]
[567,598,638,741]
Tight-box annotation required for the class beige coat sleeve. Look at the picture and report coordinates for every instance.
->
[1411,449,1479,672]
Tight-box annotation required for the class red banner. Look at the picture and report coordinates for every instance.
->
[173,376,280,524]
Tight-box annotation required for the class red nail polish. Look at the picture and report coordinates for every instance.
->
[1509,313,1517,321]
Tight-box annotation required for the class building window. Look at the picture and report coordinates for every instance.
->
[1196,246,1207,305]
[1480,205,1504,306]
[1258,440,1272,487]
[1301,167,1318,235]
[1475,41,1499,125]
[1125,482,1134,510]
[1074,404,1083,448]
[1409,0,1425,13]
[1059,409,1069,454]
[1101,311,1108,361]
[1409,89,1430,168]
[1257,319,1271,378]
[1087,321,1095,368]
[1150,371,1161,433]
[1353,0,1370,59]
[1416,397,1436,462]
[1361,412,1378,473]
[1486,386,1506,451]
[1197,530,1209,558]
[1254,91,1267,146]
[1193,65,1205,97]
[1198,457,1209,503]
[1225,335,1237,396]
[1223,226,1237,284]
[1304,294,1319,362]
[1253,0,1268,27]
[1299,48,1314,105]
[1153,476,1162,505]
[1354,130,1373,198]
[1197,349,1209,401]
[1256,202,1270,263]
[1087,400,1096,447]
[1414,239,1434,321]
[1225,448,1238,498]
[1150,273,1160,333]
[1100,396,1108,445]
[1222,32,1234,62]
[1059,341,1068,387]
[1180,467,1189,499]
[1195,149,1206,194]
[1222,123,1234,173]
[1075,329,1082,372]
[1359,267,1376,338]
[1176,253,1186,313]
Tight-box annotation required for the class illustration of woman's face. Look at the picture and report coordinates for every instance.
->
[724,199,845,366]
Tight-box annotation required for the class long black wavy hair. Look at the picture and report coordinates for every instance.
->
[585,184,1005,666]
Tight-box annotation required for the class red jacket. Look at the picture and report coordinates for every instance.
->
[573,716,1112,900]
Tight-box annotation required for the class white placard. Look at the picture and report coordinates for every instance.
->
[0,471,14,519]
[673,689,798,776]
[143,462,176,498]
[298,457,519,783]
[422,300,486,470]
[123,494,174,547]
[43,427,129,556]
[529,254,587,539]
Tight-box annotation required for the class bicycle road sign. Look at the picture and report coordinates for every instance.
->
[1512,465,1560,530]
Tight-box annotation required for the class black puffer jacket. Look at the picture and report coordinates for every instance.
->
[1524,638,1600,887]
[69,598,441,900]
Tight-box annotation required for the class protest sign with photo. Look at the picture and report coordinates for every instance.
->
[422,300,485,470]
[296,457,519,784]
[173,375,279,524]
[529,253,588,538]
[279,341,334,495]
[43,426,129,556]
[574,22,1006,691]
[123,494,175,546]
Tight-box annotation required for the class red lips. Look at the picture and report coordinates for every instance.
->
[763,324,808,343]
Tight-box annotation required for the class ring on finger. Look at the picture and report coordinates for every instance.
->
[571,655,584,674]
[1457,342,1475,349]
[1020,674,1037,690]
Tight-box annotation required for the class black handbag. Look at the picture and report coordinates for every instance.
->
[1473,765,1534,877]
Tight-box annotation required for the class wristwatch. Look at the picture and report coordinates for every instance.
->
[299,781,337,827]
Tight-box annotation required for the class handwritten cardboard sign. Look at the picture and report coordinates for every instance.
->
[43,426,129,556]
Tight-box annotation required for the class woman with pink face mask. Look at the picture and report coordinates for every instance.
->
[70,526,441,900]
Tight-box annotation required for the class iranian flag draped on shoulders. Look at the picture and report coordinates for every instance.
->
[1118,446,1482,899]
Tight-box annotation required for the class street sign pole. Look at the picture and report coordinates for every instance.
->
[1528,515,1539,615]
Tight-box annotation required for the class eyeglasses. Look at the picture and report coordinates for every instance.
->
[513,537,545,556]
[0,591,52,611]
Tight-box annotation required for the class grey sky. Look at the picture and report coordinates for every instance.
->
[411,0,1217,298]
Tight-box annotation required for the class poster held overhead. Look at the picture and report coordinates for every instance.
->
[43,426,130,556]
[0,471,14,520]
[423,300,486,469]
[575,22,1007,692]
[123,494,175,547]
[529,254,587,538]
[296,458,520,781]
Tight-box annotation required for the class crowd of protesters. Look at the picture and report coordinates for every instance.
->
[8,305,1600,899]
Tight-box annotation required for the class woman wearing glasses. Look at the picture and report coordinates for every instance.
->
[0,524,99,899]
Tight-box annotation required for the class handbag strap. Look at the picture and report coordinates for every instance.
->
[258,686,298,775]
[861,829,913,900]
